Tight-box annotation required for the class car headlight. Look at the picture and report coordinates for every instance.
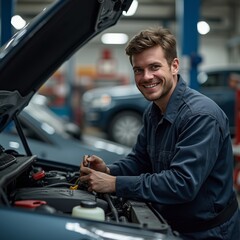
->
[90,94,112,108]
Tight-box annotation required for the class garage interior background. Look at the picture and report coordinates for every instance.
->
[0,0,240,120]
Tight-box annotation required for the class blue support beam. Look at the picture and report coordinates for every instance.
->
[0,0,14,46]
[176,0,201,90]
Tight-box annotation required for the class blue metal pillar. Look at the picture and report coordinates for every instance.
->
[0,0,14,46]
[176,0,201,90]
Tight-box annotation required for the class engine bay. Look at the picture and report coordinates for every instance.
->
[0,149,169,234]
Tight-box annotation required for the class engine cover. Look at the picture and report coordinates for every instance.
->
[12,187,108,213]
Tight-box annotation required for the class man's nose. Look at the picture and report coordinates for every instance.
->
[143,69,153,79]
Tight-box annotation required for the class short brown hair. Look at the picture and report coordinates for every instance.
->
[125,26,177,66]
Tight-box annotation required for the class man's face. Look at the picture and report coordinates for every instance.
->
[132,45,179,110]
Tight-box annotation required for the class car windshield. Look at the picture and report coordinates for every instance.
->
[24,101,68,136]
[4,96,80,140]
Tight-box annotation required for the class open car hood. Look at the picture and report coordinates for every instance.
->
[0,0,133,133]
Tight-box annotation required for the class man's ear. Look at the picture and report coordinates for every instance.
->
[171,58,179,75]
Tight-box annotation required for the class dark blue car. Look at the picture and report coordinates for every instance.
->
[83,84,150,147]
[198,66,240,135]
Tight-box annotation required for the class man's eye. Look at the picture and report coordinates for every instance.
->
[151,65,160,70]
[134,69,142,74]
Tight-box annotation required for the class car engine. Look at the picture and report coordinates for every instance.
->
[0,149,171,235]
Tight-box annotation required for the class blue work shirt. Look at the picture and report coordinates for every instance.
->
[108,75,239,236]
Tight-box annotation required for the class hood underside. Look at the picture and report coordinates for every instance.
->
[0,0,133,132]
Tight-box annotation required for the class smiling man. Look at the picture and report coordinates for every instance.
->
[131,43,178,113]
[80,27,240,239]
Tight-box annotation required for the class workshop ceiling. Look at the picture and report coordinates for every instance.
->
[14,0,240,44]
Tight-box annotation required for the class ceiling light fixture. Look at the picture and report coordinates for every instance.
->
[11,15,26,30]
[197,21,210,35]
[101,33,129,45]
[123,0,138,16]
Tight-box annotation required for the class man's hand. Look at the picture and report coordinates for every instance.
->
[80,163,116,193]
[81,155,109,173]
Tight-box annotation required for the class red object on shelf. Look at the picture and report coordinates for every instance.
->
[233,81,240,191]
[234,88,240,145]
[97,49,116,77]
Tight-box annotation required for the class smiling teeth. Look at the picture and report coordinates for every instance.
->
[145,83,157,88]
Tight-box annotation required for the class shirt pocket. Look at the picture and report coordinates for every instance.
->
[147,145,173,171]
[154,150,173,171]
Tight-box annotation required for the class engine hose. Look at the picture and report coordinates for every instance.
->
[103,193,119,222]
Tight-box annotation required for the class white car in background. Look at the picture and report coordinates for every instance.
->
[0,94,131,167]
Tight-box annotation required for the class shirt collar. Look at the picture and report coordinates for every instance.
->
[150,75,187,124]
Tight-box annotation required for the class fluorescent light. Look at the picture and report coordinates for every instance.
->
[197,21,210,35]
[11,15,26,30]
[123,0,138,16]
[101,33,129,45]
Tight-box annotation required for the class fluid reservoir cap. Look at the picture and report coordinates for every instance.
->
[80,200,97,208]
[72,200,104,220]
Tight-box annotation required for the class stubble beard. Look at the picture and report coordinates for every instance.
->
[138,79,172,103]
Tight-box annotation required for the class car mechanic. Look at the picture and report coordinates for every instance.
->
[80,27,240,239]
